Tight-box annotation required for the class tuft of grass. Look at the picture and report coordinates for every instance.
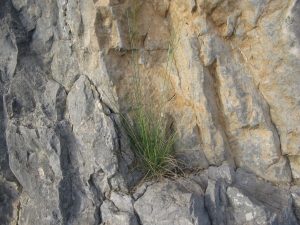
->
[121,104,178,179]
[119,0,180,180]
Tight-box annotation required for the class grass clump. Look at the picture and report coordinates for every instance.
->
[120,0,180,180]
[121,104,178,179]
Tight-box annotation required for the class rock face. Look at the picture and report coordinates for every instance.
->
[133,166,298,225]
[0,0,300,224]
[205,166,298,225]
[134,178,210,225]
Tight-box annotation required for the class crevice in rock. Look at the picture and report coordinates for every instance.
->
[58,121,78,224]
[80,173,103,223]
[205,59,236,167]
[133,209,142,225]
[89,77,135,191]
[257,83,283,153]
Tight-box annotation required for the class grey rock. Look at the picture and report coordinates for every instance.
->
[6,122,56,198]
[226,185,298,225]
[0,178,19,225]
[3,65,122,224]
[204,168,298,225]
[66,75,120,179]
[67,75,95,127]
[18,4,42,32]
[235,168,294,212]
[189,169,209,190]
[101,200,139,225]
[11,0,27,11]
[0,21,18,83]
[51,41,80,91]
[4,75,36,118]
[227,186,274,225]
[208,164,235,184]
[1,0,300,224]
[291,186,300,222]
[42,80,66,121]
[284,0,300,49]
[110,191,134,212]
[90,170,110,201]
[134,178,210,225]
[6,120,64,224]
[225,14,238,36]
[132,180,155,201]
[205,179,229,225]
[176,123,210,170]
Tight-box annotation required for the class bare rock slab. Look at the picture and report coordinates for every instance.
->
[101,200,139,225]
[205,167,298,225]
[134,178,210,225]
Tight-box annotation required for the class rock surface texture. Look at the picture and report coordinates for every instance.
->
[0,0,300,224]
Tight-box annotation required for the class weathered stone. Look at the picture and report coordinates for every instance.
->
[101,200,139,225]
[0,178,19,225]
[42,80,66,121]
[51,41,80,91]
[205,179,229,225]
[291,186,300,222]
[289,155,300,183]
[5,75,36,118]
[110,191,134,212]
[152,0,169,16]
[67,75,120,179]
[134,178,210,225]
[0,22,18,83]
[231,169,298,224]
[227,187,271,224]
[11,0,27,11]
[1,0,300,224]
[208,164,235,184]
[18,4,42,32]
[132,180,155,201]
[227,186,297,225]
[169,34,234,169]
[189,169,209,190]
[204,168,298,224]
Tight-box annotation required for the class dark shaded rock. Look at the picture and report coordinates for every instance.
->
[205,179,229,225]
[0,178,19,225]
[5,76,36,118]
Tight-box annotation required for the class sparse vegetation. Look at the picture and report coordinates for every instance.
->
[119,0,180,180]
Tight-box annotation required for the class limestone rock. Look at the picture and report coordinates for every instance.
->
[208,164,235,184]
[205,179,229,225]
[205,167,298,225]
[110,191,134,212]
[1,0,300,224]
[134,178,211,225]
[101,200,139,225]
[0,178,19,225]
[291,186,300,222]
